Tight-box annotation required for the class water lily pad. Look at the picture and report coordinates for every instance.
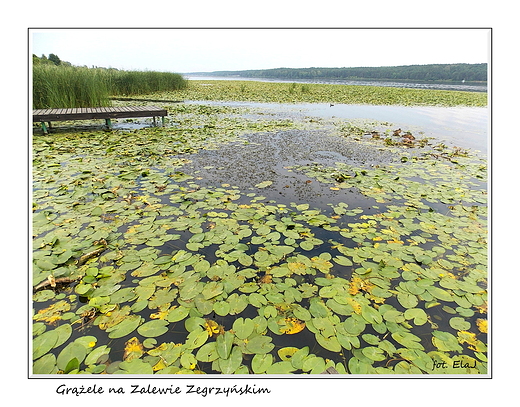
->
[362,346,386,361]
[316,333,341,352]
[54,323,73,348]
[233,318,255,340]
[309,299,329,318]
[251,353,273,373]
[33,329,59,360]
[277,347,299,361]
[56,341,87,372]
[195,342,219,363]
[391,332,424,350]
[202,281,224,300]
[227,293,249,315]
[185,329,209,350]
[361,304,383,324]
[137,319,169,337]
[218,346,242,374]
[449,316,471,331]
[166,306,191,322]
[426,286,453,302]
[85,345,111,366]
[216,331,234,359]
[33,353,57,374]
[302,355,326,374]
[266,361,297,374]
[397,292,419,309]
[404,308,428,325]
[255,180,273,188]
[107,315,142,339]
[213,301,231,316]
[246,335,275,354]
[117,358,154,374]
[343,315,366,336]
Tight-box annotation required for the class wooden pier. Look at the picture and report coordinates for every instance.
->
[33,106,168,133]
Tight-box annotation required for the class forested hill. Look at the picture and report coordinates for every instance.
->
[192,63,487,83]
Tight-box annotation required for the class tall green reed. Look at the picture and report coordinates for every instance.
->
[33,65,187,109]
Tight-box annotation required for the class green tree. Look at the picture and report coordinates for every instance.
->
[48,53,61,66]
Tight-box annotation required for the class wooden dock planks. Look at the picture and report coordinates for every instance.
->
[33,105,168,123]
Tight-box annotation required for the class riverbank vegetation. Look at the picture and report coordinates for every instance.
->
[32,63,187,109]
[152,80,487,107]
[198,63,487,83]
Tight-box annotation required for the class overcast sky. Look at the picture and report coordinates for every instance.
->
[30,28,489,73]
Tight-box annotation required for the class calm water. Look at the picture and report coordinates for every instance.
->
[185,75,487,93]
[186,100,489,154]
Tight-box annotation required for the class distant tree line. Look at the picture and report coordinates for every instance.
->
[204,63,487,83]
[33,53,72,67]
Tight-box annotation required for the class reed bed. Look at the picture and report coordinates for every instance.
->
[32,65,188,109]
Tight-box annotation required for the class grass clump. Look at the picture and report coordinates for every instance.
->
[33,65,188,109]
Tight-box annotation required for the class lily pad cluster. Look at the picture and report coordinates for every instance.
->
[151,80,488,107]
[32,102,487,374]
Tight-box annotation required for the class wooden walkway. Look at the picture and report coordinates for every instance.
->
[33,106,168,133]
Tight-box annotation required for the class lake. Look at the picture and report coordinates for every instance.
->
[185,75,487,93]
[185,100,489,154]
[32,91,488,375]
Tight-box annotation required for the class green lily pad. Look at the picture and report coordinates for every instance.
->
[233,317,255,340]
[278,347,300,361]
[218,346,243,374]
[245,335,275,354]
[266,361,297,374]
[213,301,231,316]
[251,353,273,373]
[54,323,73,349]
[302,355,326,374]
[216,331,234,359]
[56,341,87,372]
[85,345,111,366]
[255,180,273,188]
[343,315,366,336]
[117,359,154,374]
[391,332,424,350]
[361,304,383,324]
[33,353,57,374]
[195,342,219,363]
[33,329,59,360]
[315,333,341,352]
[185,329,209,350]
[449,316,471,331]
[397,292,419,309]
[166,306,191,322]
[362,346,386,361]
[107,315,142,339]
[426,286,453,302]
[201,281,224,300]
[404,308,428,325]
[137,319,169,337]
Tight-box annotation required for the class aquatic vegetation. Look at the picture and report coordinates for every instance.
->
[32,102,487,375]
[153,80,487,107]
[33,65,187,109]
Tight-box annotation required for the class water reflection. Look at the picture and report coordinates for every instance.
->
[187,100,489,154]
